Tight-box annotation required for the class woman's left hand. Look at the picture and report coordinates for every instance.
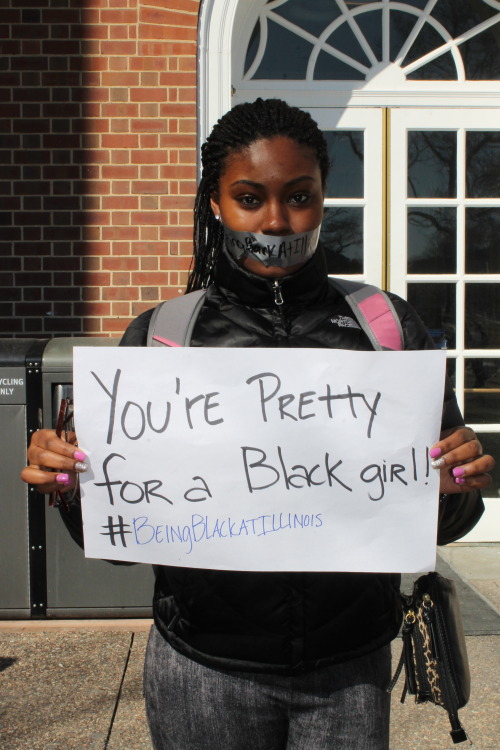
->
[430,426,495,495]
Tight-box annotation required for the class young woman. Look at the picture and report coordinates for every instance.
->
[22,99,493,750]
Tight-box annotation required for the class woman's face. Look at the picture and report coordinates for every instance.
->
[210,136,324,279]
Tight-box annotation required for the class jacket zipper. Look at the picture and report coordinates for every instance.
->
[273,279,284,306]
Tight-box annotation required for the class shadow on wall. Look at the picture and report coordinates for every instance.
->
[1,5,87,338]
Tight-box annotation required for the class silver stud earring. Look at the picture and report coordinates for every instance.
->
[214,214,221,221]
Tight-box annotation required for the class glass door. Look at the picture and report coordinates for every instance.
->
[390,108,500,537]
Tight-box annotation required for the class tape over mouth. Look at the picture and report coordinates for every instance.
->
[223,225,321,268]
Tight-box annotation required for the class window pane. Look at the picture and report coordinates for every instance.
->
[464,358,500,423]
[406,51,458,81]
[273,0,341,38]
[324,131,363,198]
[390,11,419,62]
[446,358,456,389]
[326,24,371,69]
[321,207,363,274]
[407,208,457,273]
[403,22,452,68]
[465,208,500,274]
[355,10,382,62]
[473,433,500,499]
[252,20,312,79]
[408,131,457,198]
[315,51,365,80]
[460,30,500,80]
[432,0,499,37]
[465,284,500,349]
[406,283,456,349]
[244,21,260,75]
[466,132,500,198]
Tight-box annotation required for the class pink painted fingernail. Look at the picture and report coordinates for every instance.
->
[56,473,69,483]
[455,477,466,485]
[429,447,442,459]
[73,450,87,461]
[452,466,465,477]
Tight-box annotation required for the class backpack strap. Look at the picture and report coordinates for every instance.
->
[147,289,207,347]
[147,280,403,351]
[328,278,404,351]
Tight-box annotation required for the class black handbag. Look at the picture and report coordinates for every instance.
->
[388,572,471,744]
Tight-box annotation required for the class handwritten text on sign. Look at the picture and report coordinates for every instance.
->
[73,347,446,573]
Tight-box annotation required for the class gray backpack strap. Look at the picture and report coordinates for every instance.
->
[328,278,404,351]
[147,289,207,347]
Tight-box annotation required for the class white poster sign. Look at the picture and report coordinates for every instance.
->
[73,347,446,573]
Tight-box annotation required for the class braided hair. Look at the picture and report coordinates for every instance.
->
[186,98,330,292]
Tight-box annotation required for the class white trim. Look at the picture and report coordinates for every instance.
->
[198,0,236,149]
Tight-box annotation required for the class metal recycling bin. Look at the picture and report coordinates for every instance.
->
[0,338,153,619]
[0,339,48,618]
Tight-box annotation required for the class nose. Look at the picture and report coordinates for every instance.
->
[260,200,291,236]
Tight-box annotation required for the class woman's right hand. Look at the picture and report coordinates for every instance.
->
[20,429,87,495]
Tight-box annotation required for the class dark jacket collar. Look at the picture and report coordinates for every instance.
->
[213,245,333,308]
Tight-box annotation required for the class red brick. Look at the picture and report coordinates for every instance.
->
[102,226,140,240]
[131,149,168,164]
[132,301,156,316]
[101,72,140,87]
[139,165,159,179]
[131,241,169,256]
[111,211,130,225]
[111,301,132,316]
[131,118,168,133]
[111,181,131,195]
[102,317,134,332]
[139,134,159,148]
[130,87,167,102]
[130,57,167,72]
[82,319,103,333]
[141,196,158,210]
[102,164,139,179]
[99,9,137,24]
[102,195,139,210]
[131,271,167,285]
[100,40,137,56]
[140,226,159,240]
[112,272,131,285]
[102,257,139,271]
[159,226,192,240]
[101,134,139,149]
[103,286,139,301]
[140,256,159,270]
[131,211,167,225]
[138,42,196,57]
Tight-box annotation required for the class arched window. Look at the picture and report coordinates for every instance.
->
[240,0,500,85]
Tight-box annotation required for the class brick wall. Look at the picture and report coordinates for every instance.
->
[1,0,200,337]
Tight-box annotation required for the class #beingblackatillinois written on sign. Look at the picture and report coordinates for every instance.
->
[73,347,446,573]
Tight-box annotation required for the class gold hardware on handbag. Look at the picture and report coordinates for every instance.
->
[388,572,470,744]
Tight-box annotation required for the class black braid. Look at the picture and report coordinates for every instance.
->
[186,98,330,292]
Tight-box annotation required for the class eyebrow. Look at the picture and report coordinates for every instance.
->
[229,176,315,188]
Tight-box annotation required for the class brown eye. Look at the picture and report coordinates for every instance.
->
[289,193,310,204]
[239,195,261,207]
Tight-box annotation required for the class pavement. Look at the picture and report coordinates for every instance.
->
[0,544,499,750]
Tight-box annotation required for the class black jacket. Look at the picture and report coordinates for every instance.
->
[112,247,484,674]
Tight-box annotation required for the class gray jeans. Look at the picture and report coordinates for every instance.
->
[144,626,391,750]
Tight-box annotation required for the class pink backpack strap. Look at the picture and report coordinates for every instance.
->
[328,278,404,351]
